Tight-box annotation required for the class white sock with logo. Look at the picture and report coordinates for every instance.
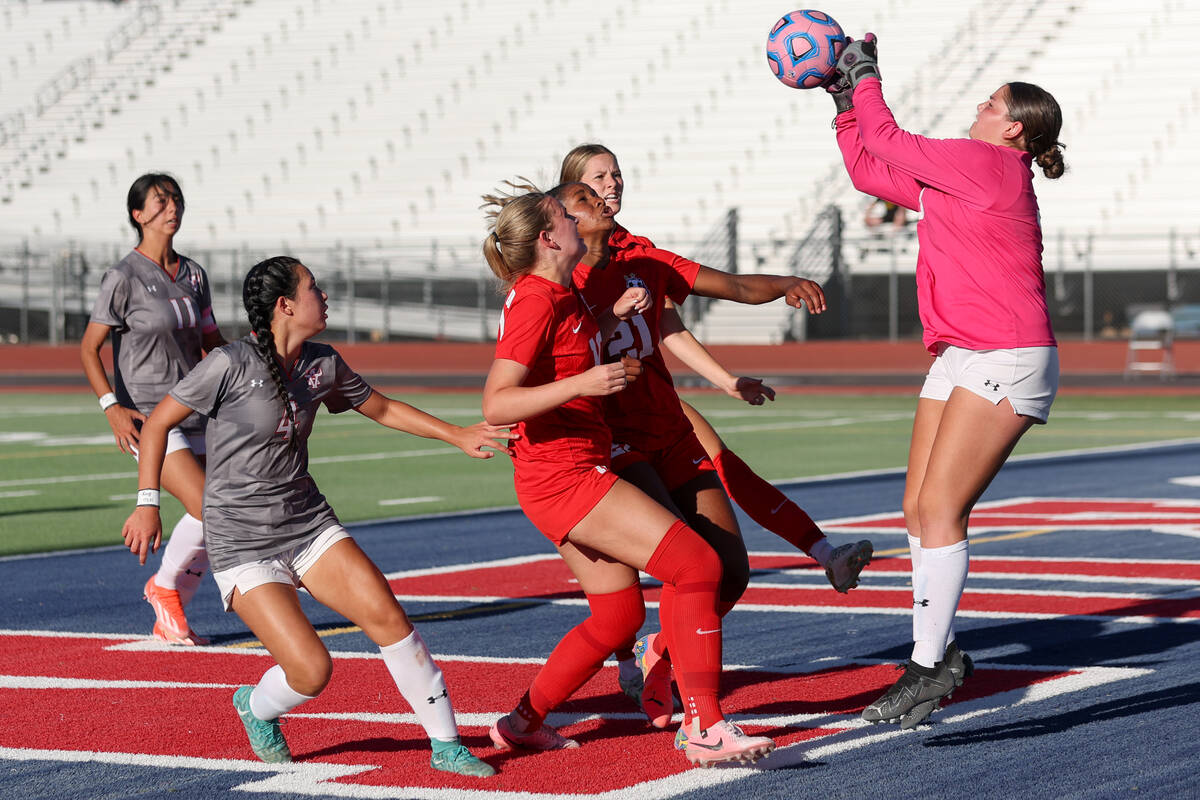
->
[155,513,206,595]
[380,629,459,741]
[249,664,315,721]
[911,540,969,668]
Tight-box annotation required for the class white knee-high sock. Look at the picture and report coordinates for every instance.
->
[155,514,206,597]
[911,540,969,668]
[249,664,316,721]
[380,630,458,741]
[909,534,956,650]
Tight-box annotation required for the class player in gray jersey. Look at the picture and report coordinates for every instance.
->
[121,256,511,777]
[80,173,225,646]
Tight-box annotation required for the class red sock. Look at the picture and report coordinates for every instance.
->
[643,519,723,729]
[713,448,824,555]
[527,584,645,720]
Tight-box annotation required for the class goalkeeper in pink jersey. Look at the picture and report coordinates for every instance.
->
[828,34,1066,727]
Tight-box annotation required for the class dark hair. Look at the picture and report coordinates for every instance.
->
[242,256,302,445]
[126,173,184,241]
[559,143,617,185]
[1005,82,1066,180]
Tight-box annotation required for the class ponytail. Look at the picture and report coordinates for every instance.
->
[242,256,302,446]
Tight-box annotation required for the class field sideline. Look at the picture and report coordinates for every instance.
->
[2,390,1199,556]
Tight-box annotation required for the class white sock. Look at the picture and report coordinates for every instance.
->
[911,540,969,668]
[908,534,955,650]
[809,537,834,568]
[156,514,206,595]
[380,630,458,741]
[249,664,315,721]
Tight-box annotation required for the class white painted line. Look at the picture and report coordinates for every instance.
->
[378,496,442,506]
[1169,475,1200,487]
[0,490,38,499]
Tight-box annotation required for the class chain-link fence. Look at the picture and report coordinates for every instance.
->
[3,215,1198,344]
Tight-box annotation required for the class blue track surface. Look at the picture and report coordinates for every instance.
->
[2,441,1198,799]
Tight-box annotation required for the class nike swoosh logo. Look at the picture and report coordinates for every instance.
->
[689,737,726,752]
[692,457,706,465]
[769,500,787,514]
[696,627,720,635]
[571,320,583,333]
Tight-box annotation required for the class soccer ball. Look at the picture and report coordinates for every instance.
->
[766,9,847,89]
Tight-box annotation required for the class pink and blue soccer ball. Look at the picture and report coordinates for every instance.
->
[766,9,847,89]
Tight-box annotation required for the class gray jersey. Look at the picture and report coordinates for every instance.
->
[89,250,217,436]
[169,337,373,571]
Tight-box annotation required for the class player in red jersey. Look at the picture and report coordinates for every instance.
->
[558,146,873,715]
[561,145,871,594]
[480,183,774,767]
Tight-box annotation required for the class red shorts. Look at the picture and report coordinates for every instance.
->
[611,430,716,491]
[515,461,620,545]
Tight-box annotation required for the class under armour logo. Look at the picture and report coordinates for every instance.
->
[144,284,158,294]
[184,568,204,577]
[914,598,930,607]
[426,689,448,704]
[983,379,1000,392]
[249,379,264,388]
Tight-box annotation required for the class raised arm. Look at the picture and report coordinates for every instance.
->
[354,389,515,459]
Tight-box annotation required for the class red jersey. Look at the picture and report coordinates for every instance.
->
[609,224,655,253]
[493,273,610,468]
[573,247,700,451]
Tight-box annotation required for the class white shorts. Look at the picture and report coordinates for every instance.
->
[131,427,206,460]
[212,525,351,611]
[920,344,1059,423]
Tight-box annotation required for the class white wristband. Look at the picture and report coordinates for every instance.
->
[136,489,160,508]
[98,392,119,411]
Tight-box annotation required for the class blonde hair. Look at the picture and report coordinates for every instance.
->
[558,143,617,185]
[480,179,557,287]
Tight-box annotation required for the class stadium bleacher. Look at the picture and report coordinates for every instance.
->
[0,0,1196,342]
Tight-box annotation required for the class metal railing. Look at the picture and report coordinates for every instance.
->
[3,215,1198,345]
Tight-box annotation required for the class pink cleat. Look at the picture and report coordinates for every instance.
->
[633,633,673,728]
[144,576,205,645]
[488,714,579,752]
[683,719,775,767]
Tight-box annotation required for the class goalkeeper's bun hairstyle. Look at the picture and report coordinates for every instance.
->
[1005,82,1066,180]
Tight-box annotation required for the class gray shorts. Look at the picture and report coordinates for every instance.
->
[920,344,1059,423]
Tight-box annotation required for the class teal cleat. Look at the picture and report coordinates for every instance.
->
[430,740,496,777]
[232,686,292,763]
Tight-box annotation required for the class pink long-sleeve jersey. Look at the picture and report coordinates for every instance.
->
[835,78,1056,354]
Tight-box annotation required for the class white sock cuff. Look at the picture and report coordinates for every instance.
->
[249,664,315,721]
[379,629,423,655]
[921,540,969,560]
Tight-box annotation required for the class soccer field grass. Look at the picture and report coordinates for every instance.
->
[2,390,1197,556]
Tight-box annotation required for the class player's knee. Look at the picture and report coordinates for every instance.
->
[584,584,645,651]
[286,654,333,696]
[915,493,968,536]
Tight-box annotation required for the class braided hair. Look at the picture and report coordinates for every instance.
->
[242,256,302,445]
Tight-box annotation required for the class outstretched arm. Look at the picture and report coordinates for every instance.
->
[660,301,775,405]
[355,389,515,458]
[691,266,827,313]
